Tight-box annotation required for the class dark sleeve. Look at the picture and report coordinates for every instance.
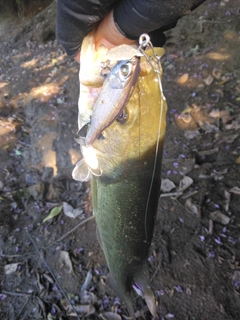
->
[113,0,206,40]
[56,0,119,57]
[56,0,206,57]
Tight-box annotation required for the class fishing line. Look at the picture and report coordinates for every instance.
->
[25,229,82,320]
[138,34,166,243]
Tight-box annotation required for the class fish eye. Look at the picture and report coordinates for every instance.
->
[117,108,128,124]
[119,63,131,79]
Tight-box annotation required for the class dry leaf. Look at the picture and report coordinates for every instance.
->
[178,176,193,192]
[229,187,240,195]
[223,190,231,212]
[222,134,239,144]
[219,110,232,124]
[4,263,20,275]
[67,304,96,316]
[204,75,214,86]
[225,121,240,131]
[184,130,200,139]
[209,109,221,118]
[63,202,83,219]
[80,291,97,305]
[60,251,73,273]
[209,211,230,225]
[185,198,201,217]
[212,68,222,79]
[177,73,189,84]
[81,270,93,292]
[161,179,176,192]
[100,312,122,320]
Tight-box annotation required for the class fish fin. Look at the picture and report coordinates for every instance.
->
[78,123,90,139]
[107,275,136,320]
[72,159,90,182]
[143,287,157,319]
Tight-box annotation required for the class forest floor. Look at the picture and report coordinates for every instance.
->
[0,0,240,319]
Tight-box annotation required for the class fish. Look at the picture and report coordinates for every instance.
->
[85,57,140,146]
[74,45,167,318]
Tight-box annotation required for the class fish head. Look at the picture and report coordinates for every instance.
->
[84,56,140,145]
[87,50,167,182]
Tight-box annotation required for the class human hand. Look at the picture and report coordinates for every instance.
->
[74,10,137,63]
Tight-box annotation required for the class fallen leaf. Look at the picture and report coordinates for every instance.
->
[65,303,96,316]
[81,270,93,292]
[178,176,193,192]
[60,251,73,273]
[229,187,240,195]
[223,190,231,212]
[63,202,83,219]
[218,76,230,85]
[209,211,230,225]
[220,110,232,124]
[212,68,222,79]
[198,122,219,133]
[185,198,201,218]
[100,312,122,320]
[204,75,214,86]
[225,121,240,131]
[42,205,62,223]
[236,157,240,164]
[177,73,189,84]
[161,179,176,192]
[184,130,200,139]
[222,134,239,144]
[4,263,20,275]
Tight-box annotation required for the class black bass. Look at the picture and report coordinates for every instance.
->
[74,47,167,318]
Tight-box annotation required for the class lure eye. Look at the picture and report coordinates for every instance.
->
[117,108,128,124]
[119,63,132,79]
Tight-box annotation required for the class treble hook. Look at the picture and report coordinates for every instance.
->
[100,60,111,78]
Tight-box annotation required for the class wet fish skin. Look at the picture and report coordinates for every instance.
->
[85,56,140,146]
[88,51,167,318]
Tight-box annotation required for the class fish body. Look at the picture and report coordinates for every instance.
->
[74,45,167,317]
[82,50,167,318]
[85,57,140,146]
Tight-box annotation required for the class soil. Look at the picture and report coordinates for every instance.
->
[0,1,240,319]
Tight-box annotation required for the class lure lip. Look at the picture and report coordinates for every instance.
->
[85,56,140,146]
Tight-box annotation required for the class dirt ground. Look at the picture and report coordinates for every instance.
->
[0,1,240,319]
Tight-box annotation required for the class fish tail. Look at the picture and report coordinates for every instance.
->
[107,274,136,319]
[133,263,157,318]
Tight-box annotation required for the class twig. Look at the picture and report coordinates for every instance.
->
[25,229,82,320]
[151,265,160,282]
[160,192,182,198]
[0,215,95,258]
[2,290,31,297]
[44,215,95,249]
[16,297,30,320]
